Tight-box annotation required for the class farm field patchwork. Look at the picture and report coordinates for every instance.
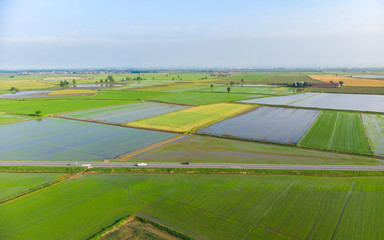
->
[309,75,384,87]
[2,173,383,240]
[362,114,384,156]
[126,103,253,132]
[240,92,318,105]
[131,135,382,165]
[198,106,320,144]
[151,91,263,105]
[0,172,65,202]
[0,99,134,116]
[61,102,189,124]
[290,93,384,113]
[299,111,372,155]
[0,118,178,161]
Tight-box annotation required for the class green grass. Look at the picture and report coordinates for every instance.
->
[199,86,292,95]
[151,92,262,105]
[131,135,382,165]
[299,111,372,155]
[126,103,253,132]
[93,91,173,100]
[0,172,66,202]
[0,99,135,115]
[2,173,384,240]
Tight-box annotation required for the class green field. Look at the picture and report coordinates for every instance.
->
[93,90,172,100]
[0,99,135,116]
[2,173,384,240]
[132,135,382,165]
[151,91,262,105]
[199,86,292,95]
[0,172,66,202]
[299,111,372,155]
[127,103,254,132]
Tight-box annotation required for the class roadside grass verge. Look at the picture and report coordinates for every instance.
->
[90,167,384,177]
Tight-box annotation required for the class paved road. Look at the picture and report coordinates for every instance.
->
[1,161,384,171]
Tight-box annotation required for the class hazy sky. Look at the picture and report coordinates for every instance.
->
[0,0,383,69]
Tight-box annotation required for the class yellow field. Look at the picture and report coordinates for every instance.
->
[48,89,97,95]
[0,80,57,90]
[126,103,254,132]
[309,75,384,87]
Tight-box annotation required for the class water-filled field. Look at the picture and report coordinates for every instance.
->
[132,135,381,165]
[0,90,52,99]
[240,92,317,105]
[2,173,384,240]
[0,112,32,124]
[362,114,384,156]
[198,106,320,144]
[61,102,188,124]
[127,103,253,132]
[290,93,384,113]
[299,111,372,155]
[0,118,178,161]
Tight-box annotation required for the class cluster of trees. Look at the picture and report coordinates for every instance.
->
[330,80,344,86]
[291,82,309,87]
[96,75,116,84]
[59,80,70,87]
[9,87,19,92]
[123,76,145,81]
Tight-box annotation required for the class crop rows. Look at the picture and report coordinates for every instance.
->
[1,173,383,240]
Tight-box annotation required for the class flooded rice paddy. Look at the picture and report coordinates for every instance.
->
[0,118,177,161]
[241,93,384,113]
[0,90,52,99]
[290,93,384,113]
[240,92,317,105]
[61,102,189,124]
[198,106,320,144]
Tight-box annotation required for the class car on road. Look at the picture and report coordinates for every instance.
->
[181,162,190,165]
[136,163,148,167]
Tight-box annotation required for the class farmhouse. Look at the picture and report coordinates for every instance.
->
[308,82,340,88]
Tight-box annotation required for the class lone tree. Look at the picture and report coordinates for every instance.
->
[10,87,19,92]
[35,110,42,116]
[339,81,344,86]
[227,86,231,93]
[241,79,244,83]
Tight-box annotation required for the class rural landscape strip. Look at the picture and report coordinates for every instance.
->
[3,161,384,171]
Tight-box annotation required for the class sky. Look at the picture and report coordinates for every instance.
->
[0,0,383,69]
